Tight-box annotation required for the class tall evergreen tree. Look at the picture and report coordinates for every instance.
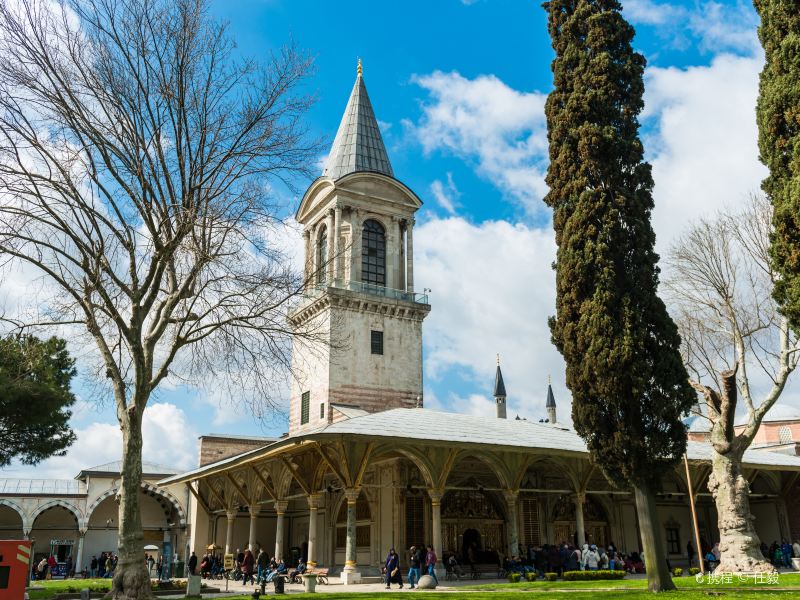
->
[754,1,800,333]
[543,0,695,591]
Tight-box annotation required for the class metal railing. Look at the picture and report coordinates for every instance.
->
[308,278,429,304]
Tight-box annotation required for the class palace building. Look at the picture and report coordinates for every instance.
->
[157,63,800,581]
[3,63,800,581]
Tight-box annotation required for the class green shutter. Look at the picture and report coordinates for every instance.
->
[301,391,310,425]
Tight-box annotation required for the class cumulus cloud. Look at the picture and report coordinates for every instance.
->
[3,403,198,479]
[415,217,569,422]
[404,71,549,215]
[429,173,461,215]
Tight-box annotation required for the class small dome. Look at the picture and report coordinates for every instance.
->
[735,403,800,426]
[684,415,711,433]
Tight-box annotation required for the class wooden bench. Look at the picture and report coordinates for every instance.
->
[468,563,504,579]
[304,567,329,584]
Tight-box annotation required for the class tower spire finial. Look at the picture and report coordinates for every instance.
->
[497,353,500,366]
[548,374,551,385]
[357,57,362,76]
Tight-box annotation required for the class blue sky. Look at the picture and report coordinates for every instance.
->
[5,0,795,478]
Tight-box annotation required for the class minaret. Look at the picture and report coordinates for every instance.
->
[546,375,557,424]
[494,354,507,419]
[287,60,430,434]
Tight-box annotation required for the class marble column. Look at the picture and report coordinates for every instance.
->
[504,490,520,558]
[307,493,322,566]
[350,209,362,284]
[225,510,236,555]
[429,489,444,576]
[75,530,86,573]
[248,506,260,551]
[274,500,288,561]
[398,220,407,292]
[341,488,362,584]
[575,492,586,548]
[406,217,415,292]
[303,230,312,288]
[333,205,342,283]
[325,209,335,283]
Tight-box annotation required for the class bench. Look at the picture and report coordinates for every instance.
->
[303,567,329,584]
[467,563,504,579]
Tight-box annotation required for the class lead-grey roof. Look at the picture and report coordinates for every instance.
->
[322,71,394,180]
[494,365,507,398]
[0,479,82,495]
[546,384,556,408]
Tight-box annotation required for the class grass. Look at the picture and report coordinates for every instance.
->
[27,578,112,599]
[223,593,800,599]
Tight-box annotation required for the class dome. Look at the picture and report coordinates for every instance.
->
[684,414,711,433]
[735,403,800,426]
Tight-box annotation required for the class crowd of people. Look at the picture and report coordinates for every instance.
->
[194,547,297,585]
[764,540,800,569]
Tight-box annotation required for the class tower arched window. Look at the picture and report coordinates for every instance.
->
[362,219,386,286]
[317,226,328,284]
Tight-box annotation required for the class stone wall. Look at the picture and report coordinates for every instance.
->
[198,436,273,467]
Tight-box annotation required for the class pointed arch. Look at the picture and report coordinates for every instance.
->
[88,483,186,527]
[30,499,84,530]
[0,498,29,532]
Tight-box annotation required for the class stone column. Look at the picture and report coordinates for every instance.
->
[575,492,586,548]
[350,209,362,284]
[333,205,342,283]
[406,217,415,292]
[274,500,288,561]
[325,209,335,283]
[307,494,322,567]
[75,530,86,573]
[248,506,260,551]
[303,230,312,288]
[504,490,520,558]
[225,509,236,555]
[341,488,362,584]
[429,489,444,577]
[398,220,407,292]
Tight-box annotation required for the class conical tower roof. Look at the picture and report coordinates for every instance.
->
[546,382,556,408]
[494,365,507,398]
[323,60,394,180]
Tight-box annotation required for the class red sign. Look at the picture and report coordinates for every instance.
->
[0,540,32,600]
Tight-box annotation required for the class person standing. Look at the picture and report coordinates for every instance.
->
[793,539,800,559]
[687,541,695,568]
[241,549,255,585]
[90,555,98,578]
[147,554,155,577]
[188,551,198,576]
[256,548,269,584]
[384,548,403,589]
[425,544,439,585]
[407,546,421,589]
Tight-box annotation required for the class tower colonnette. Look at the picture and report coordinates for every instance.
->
[288,63,430,434]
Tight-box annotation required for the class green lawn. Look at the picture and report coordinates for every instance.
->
[27,578,112,599]
[222,593,800,599]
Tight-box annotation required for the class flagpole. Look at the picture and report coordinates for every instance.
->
[684,454,705,574]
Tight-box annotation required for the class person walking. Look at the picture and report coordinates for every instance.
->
[256,548,269,584]
[188,551,198,576]
[407,545,421,589]
[584,545,600,571]
[241,549,255,585]
[384,548,403,589]
[90,555,98,578]
[425,544,439,585]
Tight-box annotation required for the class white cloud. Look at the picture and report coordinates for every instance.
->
[429,172,460,215]
[624,0,684,25]
[3,402,198,479]
[643,52,767,251]
[416,217,570,423]
[405,71,549,215]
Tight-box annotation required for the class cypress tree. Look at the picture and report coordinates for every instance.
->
[543,0,695,591]
[754,0,800,333]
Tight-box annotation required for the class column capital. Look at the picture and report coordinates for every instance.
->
[249,504,262,517]
[308,493,323,509]
[575,491,586,504]
[304,229,311,239]
[428,488,444,504]
[503,489,520,504]
[226,509,237,521]
[79,529,87,537]
[274,500,289,514]
[344,488,361,504]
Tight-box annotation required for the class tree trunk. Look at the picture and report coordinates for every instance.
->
[633,483,675,592]
[708,450,774,573]
[108,412,153,599]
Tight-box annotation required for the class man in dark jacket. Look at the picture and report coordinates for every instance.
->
[188,551,198,575]
[407,546,421,589]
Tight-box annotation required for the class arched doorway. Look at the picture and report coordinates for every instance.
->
[441,488,505,563]
[551,495,609,547]
[0,501,25,540]
[29,503,81,577]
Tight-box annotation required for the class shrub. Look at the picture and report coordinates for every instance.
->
[672,567,683,577]
[508,572,521,583]
[562,570,626,581]
[525,571,537,582]
[689,567,700,576]
[544,572,558,582]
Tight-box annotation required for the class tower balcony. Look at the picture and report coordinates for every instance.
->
[322,278,429,304]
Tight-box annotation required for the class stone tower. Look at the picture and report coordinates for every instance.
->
[494,356,507,419]
[287,61,431,434]
[546,378,557,424]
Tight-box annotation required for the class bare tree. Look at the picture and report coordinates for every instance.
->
[666,194,800,573]
[0,0,322,597]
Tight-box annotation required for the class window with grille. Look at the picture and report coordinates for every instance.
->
[779,426,793,444]
[665,527,680,554]
[406,495,424,549]
[520,496,541,547]
[300,391,310,425]
[371,330,384,355]
[317,227,328,284]
[361,219,386,286]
